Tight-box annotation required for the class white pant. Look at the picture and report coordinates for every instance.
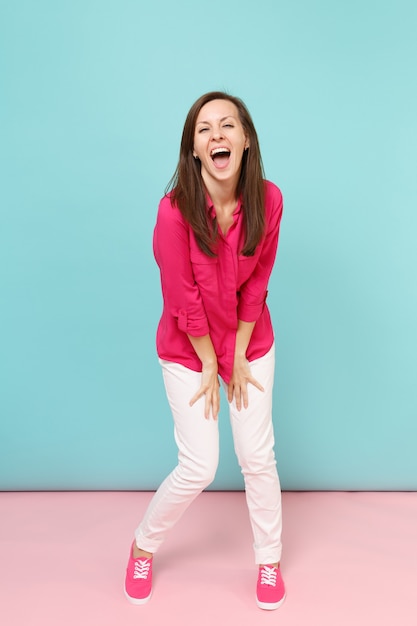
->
[135,343,282,564]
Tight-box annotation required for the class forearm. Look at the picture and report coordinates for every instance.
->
[234,320,256,359]
[187,333,217,366]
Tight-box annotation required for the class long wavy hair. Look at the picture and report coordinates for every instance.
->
[166,91,265,257]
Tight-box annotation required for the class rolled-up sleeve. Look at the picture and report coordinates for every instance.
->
[153,196,210,337]
[237,184,283,322]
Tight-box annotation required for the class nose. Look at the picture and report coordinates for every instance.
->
[211,125,224,141]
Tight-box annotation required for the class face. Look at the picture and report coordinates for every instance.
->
[193,99,249,189]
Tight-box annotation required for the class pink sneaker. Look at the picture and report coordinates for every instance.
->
[256,565,286,610]
[124,543,153,605]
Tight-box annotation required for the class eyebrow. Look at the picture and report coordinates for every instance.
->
[196,116,236,125]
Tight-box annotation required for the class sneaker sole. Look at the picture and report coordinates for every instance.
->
[256,592,286,611]
[124,587,152,605]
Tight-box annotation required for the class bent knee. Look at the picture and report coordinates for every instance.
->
[177,457,218,488]
[237,450,277,475]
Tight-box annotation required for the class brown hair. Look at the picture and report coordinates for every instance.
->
[166,91,265,256]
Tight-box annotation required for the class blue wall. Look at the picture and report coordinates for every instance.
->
[1,0,416,490]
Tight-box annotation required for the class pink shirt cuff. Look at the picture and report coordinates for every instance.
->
[177,309,210,336]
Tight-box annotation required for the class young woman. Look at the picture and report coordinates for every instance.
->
[125,91,286,610]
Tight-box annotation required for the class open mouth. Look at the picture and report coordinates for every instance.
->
[210,147,231,167]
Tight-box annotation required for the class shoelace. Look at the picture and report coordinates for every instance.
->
[260,566,277,587]
[133,559,151,580]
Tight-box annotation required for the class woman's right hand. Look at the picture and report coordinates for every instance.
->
[189,361,220,420]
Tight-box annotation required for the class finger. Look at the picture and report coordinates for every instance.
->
[204,394,211,420]
[189,386,205,407]
[211,400,219,420]
[242,384,249,410]
[189,393,198,407]
[234,386,242,411]
[212,382,222,419]
[212,387,220,420]
[248,375,264,393]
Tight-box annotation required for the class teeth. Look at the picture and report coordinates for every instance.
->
[210,147,230,156]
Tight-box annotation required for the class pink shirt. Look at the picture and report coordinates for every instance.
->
[153,180,283,383]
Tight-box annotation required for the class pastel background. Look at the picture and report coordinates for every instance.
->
[1,0,416,491]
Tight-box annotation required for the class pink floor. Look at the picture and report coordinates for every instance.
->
[1,491,416,625]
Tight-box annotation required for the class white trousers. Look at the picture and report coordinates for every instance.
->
[135,343,283,564]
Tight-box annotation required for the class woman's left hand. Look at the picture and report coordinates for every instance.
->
[227,353,264,411]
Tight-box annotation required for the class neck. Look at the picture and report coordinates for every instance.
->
[202,174,238,212]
